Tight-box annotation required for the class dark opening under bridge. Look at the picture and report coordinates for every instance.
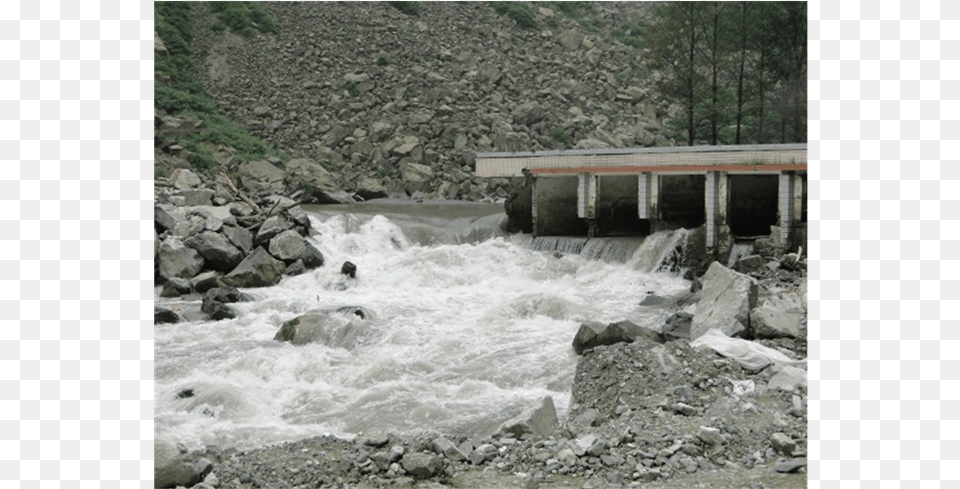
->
[477,143,807,255]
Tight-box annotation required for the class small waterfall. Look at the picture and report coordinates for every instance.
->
[530,236,589,255]
[629,229,690,274]
[580,237,647,263]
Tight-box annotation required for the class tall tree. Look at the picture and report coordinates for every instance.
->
[698,1,729,145]
[647,2,704,146]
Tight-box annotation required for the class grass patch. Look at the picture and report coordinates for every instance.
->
[208,1,279,37]
[388,1,421,16]
[491,2,537,29]
[342,81,361,97]
[155,2,286,175]
[552,1,594,20]
[376,56,390,67]
[612,20,646,49]
[550,128,572,148]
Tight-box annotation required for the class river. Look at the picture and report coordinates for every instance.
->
[154,201,691,451]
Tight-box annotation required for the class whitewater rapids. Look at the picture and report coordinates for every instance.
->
[154,203,690,451]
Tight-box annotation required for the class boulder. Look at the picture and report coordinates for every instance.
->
[767,365,807,392]
[155,205,181,232]
[273,312,366,347]
[750,294,803,339]
[769,432,796,456]
[154,307,181,324]
[184,231,244,272]
[572,320,664,355]
[431,437,467,463]
[341,261,357,278]
[175,189,215,207]
[301,242,325,269]
[221,225,253,254]
[311,188,356,204]
[354,176,389,201]
[238,159,285,195]
[559,28,584,50]
[285,157,339,190]
[157,237,204,282]
[160,277,191,298]
[690,262,757,340]
[189,271,222,294]
[662,311,693,339]
[220,247,286,288]
[496,395,558,438]
[254,215,292,247]
[284,259,307,276]
[203,287,253,305]
[400,161,433,195]
[400,452,441,479]
[155,438,213,489]
[268,229,307,263]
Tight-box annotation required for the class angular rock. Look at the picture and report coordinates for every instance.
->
[155,205,181,232]
[769,433,796,456]
[184,231,244,272]
[767,365,807,392]
[203,286,253,306]
[697,426,725,446]
[497,395,558,438]
[559,28,584,50]
[273,313,365,348]
[221,225,253,255]
[774,459,806,473]
[750,296,803,339]
[354,176,389,201]
[254,215,292,247]
[154,307,181,324]
[157,237,204,282]
[268,229,307,263]
[341,261,357,278]
[160,277,191,298]
[220,247,286,288]
[176,188,215,207]
[301,242,325,269]
[469,444,497,465]
[400,452,441,478]
[284,259,306,276]
[572,320,663,355]
[286,157,338,190]
[690,262,758,340]
[400,161,433,195]
[189,271,222,294]
[662,311,693,339]
[431,437,467,463]
[238,159,285,195]
[170,168,202,190]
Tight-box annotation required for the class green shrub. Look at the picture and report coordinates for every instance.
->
[208,2,279,37]
[388,1,421,16]
[553,1,594,20]
[342,81,361,97]
[550,128,572,148]
[491,2,537,29]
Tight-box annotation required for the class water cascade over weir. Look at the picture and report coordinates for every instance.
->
[531,230,691,274]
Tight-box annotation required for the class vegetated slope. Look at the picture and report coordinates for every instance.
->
[184,1,668,201]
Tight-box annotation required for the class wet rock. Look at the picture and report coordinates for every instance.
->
[220,247,286,288]
[184,231,244,272]
[268,229,307,263]
[254,215,292,247]
[155,438,212,489]
[301,242,325,269]
[160,277,191,297]
[284,259,306,276]
[572,320,663,355]
[690,262,757,340]
[497,395,558,438]
[189,271,222,294]
[341,261,357,278]
[274,313,366,347]
[773,459,806,473]
[203,286,254,305]
[154,307,181,324]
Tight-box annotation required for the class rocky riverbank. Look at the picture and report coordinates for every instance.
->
[156,253,807,489]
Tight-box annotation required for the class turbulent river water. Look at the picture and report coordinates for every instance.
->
[155,201,691,451]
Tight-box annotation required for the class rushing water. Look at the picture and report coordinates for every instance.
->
[155,201,691,451]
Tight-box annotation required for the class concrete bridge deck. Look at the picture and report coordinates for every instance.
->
[476,144,807,256]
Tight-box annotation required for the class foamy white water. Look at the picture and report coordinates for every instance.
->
[155,203,690,451]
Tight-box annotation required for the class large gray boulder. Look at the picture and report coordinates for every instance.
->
[184,231,244,272]
[750,294,803,339]
[301,242,325,269]
[155,438,213,489]
[690,262,758,340]
[170,168,202,190]
[496,395,558,438]
[268,229,307,263]
[219,247,285,288]
[400,452,441,479]
[157,238,204,282]
[221,225,253,254]
[285,157,338,190]
[238,159,285,194]
[572,320,664,355]
[254,215,292,247]
[274,310,368,348]
[400,161,433,195]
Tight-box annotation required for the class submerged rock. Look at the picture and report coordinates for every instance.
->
[220,247,286,288]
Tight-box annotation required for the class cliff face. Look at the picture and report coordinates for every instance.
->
[185,2,672,201]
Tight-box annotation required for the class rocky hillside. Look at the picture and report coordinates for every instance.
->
[176,1,671,202]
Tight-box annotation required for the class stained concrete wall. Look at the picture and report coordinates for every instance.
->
[728,174,779,237]
[533,176,587,236]
[596,175,645,236]
[657,175,706,230]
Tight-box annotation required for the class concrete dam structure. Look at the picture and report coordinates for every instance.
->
[477,144,807,259]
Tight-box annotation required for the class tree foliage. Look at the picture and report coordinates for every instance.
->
[644,1,806,146]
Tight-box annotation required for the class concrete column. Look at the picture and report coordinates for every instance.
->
[577,172,597,219]
[531,177,539,236]
[637,172,652,219]
[705,172,718,250]
[779,171,795,248]
[649,173,660,220]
